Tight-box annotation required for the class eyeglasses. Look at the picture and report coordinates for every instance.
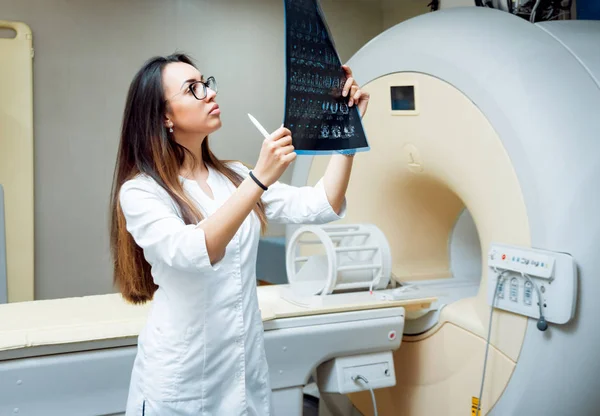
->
[167,76,218,102]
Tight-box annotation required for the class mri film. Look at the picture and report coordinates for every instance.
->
[283,0,370,155]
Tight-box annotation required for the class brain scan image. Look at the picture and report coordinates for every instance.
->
[283,0,369,155]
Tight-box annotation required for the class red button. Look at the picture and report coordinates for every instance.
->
[502,254,506,260]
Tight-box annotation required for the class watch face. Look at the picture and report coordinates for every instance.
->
[283,0,369,155]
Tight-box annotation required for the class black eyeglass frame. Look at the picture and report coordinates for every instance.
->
[166,76,218,102]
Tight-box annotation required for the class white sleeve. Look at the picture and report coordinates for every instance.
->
[229,162,347,224]
[119,178,222,273]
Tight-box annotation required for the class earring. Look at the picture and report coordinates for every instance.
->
[169,126,173,133]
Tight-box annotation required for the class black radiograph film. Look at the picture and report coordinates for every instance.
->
[282,0,370,155]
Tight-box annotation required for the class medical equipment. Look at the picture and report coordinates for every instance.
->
[486,243,577,327]
[285,224,392,296]
[0,7,599,416]
[0,185,7,304]
[286,7,599,415]
[476,0,575,22]
[0,20,35,303]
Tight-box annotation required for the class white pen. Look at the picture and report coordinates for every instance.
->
[247,113,271,139]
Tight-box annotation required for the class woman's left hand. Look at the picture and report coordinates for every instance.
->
[341,65,370,118]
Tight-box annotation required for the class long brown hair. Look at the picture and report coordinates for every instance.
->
[110,53,267,304]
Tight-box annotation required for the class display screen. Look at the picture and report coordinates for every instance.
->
[391,86,415,111]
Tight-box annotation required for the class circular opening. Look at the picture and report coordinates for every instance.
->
[381,175,483,335]
[287,228,331,296]
[449,208,482,282]
[381,173,482,288]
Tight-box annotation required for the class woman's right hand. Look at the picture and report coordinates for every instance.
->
[252,126,296,188]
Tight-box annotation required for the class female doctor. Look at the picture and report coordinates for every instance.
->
[110,53,369,415]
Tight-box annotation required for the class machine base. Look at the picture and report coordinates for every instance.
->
[0,307,405,415]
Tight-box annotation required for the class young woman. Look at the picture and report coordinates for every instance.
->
[110,53,369,415]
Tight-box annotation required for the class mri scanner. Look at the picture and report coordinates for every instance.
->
[1,6,600,416]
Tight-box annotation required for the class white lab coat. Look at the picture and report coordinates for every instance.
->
[120,161,346,416]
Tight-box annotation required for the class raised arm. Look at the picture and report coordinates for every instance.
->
[323,154,354,215]
[323,64,369,214]
[195,127,295,264]
[121,64,368,268]
[239,65,369,225]
[120,127,295,268]
[229,161,346,225]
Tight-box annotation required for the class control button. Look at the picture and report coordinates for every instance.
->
[388,330,397,341]
[502,254,506,260]
[510,278,518,302]
[524,281,533,305]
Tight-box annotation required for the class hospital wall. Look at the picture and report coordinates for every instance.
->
[0,0,383,300]
[381,0,429,31]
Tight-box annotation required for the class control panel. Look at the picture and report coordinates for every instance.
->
[488,245,555,279]
[487,243,577,325]
[317,351,396,394]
